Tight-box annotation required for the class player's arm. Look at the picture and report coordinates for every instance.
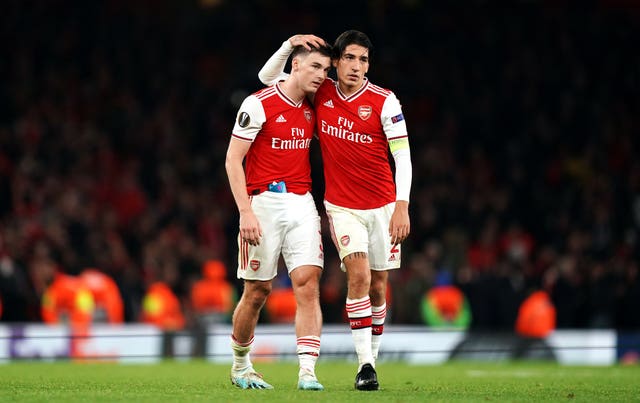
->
[258,34,326,85]
[225,138,262,246]
[382,94,412,245]
[225,97,266,246]
[389,148,411,246]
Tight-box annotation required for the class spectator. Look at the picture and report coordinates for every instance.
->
[141,282,185,331]
[190,259,236,324]
[80,268,125,323]
[41,273,95,326]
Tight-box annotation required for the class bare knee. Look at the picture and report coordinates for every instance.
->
[291,266,321,301]
[370,271,388,305]
[348,269,370,289]
[241,280,272,309]
[344,253,371,298]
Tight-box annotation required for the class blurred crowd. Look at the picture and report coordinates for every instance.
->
[0,1,639,330]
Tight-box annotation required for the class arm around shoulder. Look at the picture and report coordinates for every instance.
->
[258,40,294,85]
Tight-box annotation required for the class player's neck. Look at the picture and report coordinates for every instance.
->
[338,80,365,97]
[278,80,305,105]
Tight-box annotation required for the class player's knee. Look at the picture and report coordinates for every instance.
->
[293,280,319,301]
[369,286,386,304]
[291,266,321,288]
[243,281,271,307]
[370,278,385,295]
[369,271,388,297]
[347,268,370,288]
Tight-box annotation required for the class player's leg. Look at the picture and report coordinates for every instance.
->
[344,254,379,390]
[230,279,273,389]
[325,201,378,390]
[283,192,324,390]
[368,202,401,363]
[344,253,375,367]
[290,265,324,390]
[230,194,281,389]
[370,270,388,361]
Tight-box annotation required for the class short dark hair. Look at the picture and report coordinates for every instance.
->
[332,30,373,61]
[291,43,333,60]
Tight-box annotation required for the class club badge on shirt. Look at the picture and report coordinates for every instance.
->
[358,105,372,120]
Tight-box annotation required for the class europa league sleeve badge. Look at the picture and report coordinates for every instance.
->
[238,112,250,128]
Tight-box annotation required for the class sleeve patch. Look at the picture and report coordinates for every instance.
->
[391,114,404,124]
[237,112,250,128]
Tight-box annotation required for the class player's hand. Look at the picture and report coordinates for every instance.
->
[389,201,410,246]
[288,34,326,50]
[239,210,262,246]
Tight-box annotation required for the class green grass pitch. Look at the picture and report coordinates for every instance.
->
[1,360,638,402]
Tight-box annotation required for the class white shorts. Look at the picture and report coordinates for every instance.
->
[324,200,401,271]
[237,191,323,281]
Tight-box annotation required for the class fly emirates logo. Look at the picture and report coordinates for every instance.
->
[271,127,311,150]
[321,117,373,144]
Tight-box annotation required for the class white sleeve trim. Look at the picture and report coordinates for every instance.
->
[392,146,412,202]
[258,41,293,86]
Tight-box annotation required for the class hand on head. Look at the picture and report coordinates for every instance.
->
[289,34,326,50]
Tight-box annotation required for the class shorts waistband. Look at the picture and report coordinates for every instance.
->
[250,187,307,196]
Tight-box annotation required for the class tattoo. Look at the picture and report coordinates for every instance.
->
[345,252,367,260]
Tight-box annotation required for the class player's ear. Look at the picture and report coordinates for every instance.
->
[291,56,300,72]
[332,59,338,68]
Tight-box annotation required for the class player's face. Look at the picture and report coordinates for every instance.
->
[334,44,369,93]
[296,52,331,94]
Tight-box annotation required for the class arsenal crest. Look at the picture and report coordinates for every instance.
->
[304,109,312,122]
[340,235,350,246]
[358,105,372,120]
[250,260,260,271]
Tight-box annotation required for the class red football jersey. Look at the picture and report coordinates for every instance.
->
[232,84,316,195]
[315,78,408,209]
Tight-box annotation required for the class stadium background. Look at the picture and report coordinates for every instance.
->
[0,0,639,341]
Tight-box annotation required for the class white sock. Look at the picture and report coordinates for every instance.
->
[371,303,387,361]
[297,335,320,377]
[346,296,374,370]
[230,335,253,372]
